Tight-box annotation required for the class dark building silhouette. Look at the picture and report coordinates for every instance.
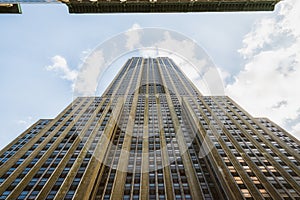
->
[65,0,280,13]
[0,0,280,14]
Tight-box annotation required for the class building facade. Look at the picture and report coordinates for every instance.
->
[0,57,299,200]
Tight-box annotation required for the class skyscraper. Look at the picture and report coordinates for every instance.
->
[0,57,299,200]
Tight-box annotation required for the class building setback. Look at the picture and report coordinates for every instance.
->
[0,57,299,200]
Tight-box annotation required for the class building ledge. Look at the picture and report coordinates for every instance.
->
[66,0,280,13]
[0,3,21,13]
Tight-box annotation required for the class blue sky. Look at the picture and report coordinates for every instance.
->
[1,0,300,149]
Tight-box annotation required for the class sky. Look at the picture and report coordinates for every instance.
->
[0,0,299,149]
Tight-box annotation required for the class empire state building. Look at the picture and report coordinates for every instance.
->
[0,57,299,200]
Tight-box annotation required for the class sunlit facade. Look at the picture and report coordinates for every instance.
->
[0,57,299,199]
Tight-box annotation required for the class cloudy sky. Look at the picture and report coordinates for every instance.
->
[0,0,299,149]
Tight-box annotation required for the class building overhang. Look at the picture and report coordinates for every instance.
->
[65,0,280,13]
[0,3,21,13]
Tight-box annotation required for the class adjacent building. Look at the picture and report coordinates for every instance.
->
[0,0,280,14]
[65,0,280,13]
[0,57,299,199]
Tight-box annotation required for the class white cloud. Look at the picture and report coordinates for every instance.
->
[217,67,230,84]
[17,116,33,128]
[17,120,27,125]
[46,55,78,91]
[46,52,106,97]
[238,18,276,58]
[239,0,300,59]
[226,0,300,139]
[46,55,78,82]
[125,23,142,51]
[291,122,300,139]
[69,23,144,97]
[74,50,105,96]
